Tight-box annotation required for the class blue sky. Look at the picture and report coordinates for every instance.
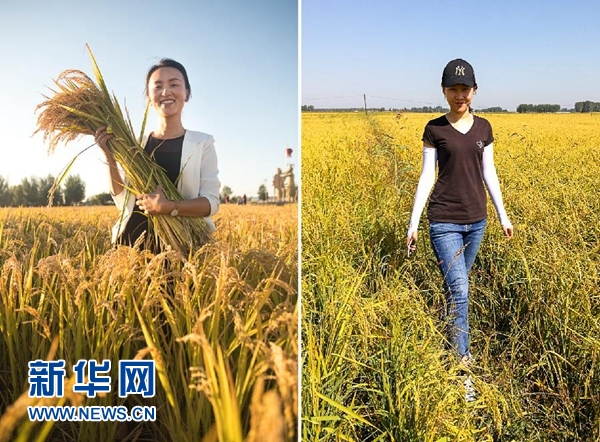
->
[302,0,600,111]
[0,0,298,199]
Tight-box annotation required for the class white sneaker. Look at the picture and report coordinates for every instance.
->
[463,376,477,402]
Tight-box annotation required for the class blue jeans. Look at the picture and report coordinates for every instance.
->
[429,219,487,358]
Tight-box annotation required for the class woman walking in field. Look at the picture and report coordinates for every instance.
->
[406,58,513,399]
[95,58,220,251]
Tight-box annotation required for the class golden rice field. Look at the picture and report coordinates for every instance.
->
[0,203,298,442]
[302,112,600,441]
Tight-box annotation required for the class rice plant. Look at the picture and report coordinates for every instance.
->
[302,111,600,441]
[0,203,298,441]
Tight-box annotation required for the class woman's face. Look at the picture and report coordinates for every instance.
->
[147,67,189,118]
[443,84,475,114]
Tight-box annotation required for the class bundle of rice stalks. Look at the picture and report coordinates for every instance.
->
[34,45,211,255]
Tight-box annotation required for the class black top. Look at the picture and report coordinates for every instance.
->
[423,115,494,224]
[118,134,184,249]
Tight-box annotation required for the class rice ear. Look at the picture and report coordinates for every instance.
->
[55,104,105,126]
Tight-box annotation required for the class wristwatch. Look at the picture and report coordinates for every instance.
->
[170,202,179,217]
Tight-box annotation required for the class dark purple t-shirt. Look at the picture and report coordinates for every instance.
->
[422,115,494,224]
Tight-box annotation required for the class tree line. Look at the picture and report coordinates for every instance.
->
[219,185,270,203]
[219,184,293,204]
[0,174,86,207]
[511,102,600,113]
[477,107,509,113]
[516,104,561,113]
[574,101,600,112]
[305,102,600,114]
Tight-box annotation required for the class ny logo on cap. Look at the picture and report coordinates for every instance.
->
[455,66,465,76]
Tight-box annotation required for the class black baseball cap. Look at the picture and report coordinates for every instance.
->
[442,59,477,88]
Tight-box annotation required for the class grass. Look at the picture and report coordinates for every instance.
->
[302,111,600,441]
[0,203,298,441]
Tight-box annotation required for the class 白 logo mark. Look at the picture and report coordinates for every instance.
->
[476,141,485,148]
[455,66,465,76]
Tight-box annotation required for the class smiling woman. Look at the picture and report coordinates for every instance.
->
[33,48,216,255]
[95,58,221,252]
[406,58,513,401]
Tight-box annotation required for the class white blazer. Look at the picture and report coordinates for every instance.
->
[109,130,220,244]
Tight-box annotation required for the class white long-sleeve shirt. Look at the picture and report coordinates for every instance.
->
[407,143,511,236]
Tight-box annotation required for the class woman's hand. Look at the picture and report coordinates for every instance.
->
[94,126,114,156]
[502,224,514,240]
[136,187,212,217]
[136,185,174,215]
[406,231,418,255]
